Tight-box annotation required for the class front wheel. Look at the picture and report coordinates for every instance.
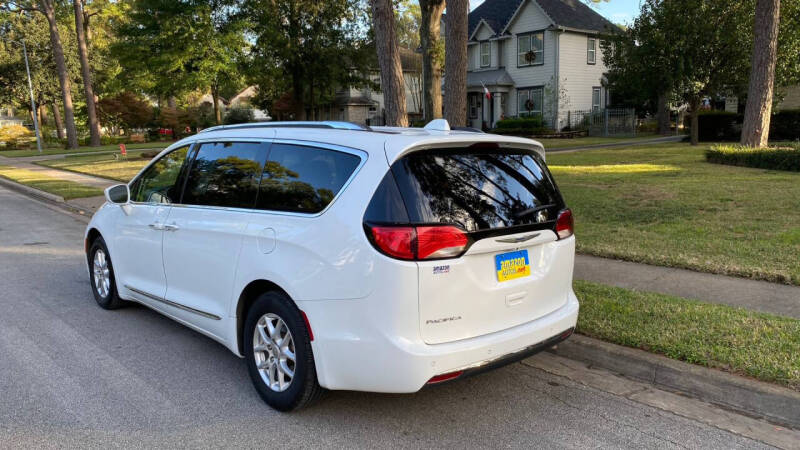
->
[244,291,323,411]
[88,237,124,310]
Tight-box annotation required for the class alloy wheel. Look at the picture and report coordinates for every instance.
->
[253,313,296,392]
[92,249,111,298]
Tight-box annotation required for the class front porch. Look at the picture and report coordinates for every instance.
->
[466,69,513,130]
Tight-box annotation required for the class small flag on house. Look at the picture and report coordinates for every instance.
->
[481,81,492,100]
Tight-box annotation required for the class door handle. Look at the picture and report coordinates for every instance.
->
[162,222,180,231]
[148,222,164,231]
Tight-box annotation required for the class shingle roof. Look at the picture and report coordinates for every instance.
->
[467,69,515,88]
[469,0,618,39]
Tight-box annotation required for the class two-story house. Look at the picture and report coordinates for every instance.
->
[467,0,618,130]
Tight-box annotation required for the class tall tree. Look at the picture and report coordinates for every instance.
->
[418,0,444,121]
[371,0,407,126]
[243,0,371,121]
[444,0,468,127]
[6,1,80,148]
[740,0,781,147]
[395,0,420,50]
[73,0,100,146]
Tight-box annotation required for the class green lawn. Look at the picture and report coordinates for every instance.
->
[547,143,800,284]
[0,165,103,200]
[0,141,169,158]
[37,151,153,182]
[536,133,663,149]
[575,280,800,389]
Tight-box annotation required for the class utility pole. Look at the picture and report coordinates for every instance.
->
[21,40,43,153]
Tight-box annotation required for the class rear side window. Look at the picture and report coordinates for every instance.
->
[182,141,269,208]
[389,149,563,231]
[257,143,361,214]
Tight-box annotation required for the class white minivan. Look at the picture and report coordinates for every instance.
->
[86,120,578,411]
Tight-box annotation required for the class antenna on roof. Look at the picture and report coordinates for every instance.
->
[423,119,450,132]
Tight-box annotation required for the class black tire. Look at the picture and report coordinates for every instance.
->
[244,291,323,411]
[88,236,124,310]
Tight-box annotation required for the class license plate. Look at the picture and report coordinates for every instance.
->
[495,250,531,282]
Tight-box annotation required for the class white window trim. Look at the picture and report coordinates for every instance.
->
[518,87,543,117]
[592,87,602,112]
[587,37,597,65]
[480,42,491,68]
[517,32,544,67]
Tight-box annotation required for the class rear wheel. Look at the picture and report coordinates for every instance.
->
[244,291,323,411]
[88,237,124,310]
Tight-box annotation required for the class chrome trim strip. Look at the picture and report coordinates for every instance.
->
[124,285,221,321]
[495,232,541,244]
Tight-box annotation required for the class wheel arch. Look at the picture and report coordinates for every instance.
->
[85,227,102,259]
[235,279,293,355]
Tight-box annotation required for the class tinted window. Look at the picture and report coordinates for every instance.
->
[363,171,410,224]
[131,146,190,204]
[257,143,361,213]
[390,149,563,231]
[182,141,268,208]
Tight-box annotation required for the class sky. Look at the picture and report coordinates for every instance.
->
[469,0,643,26]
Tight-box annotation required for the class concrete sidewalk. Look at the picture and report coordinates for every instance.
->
[575,254,800,319]
[0,154,116,189]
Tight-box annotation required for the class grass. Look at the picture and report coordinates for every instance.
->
[0,141,169,158]
[546,142,800,284]
[575,280,800,389]
[36,151,153,182]
[0,165,103,200]
[536,133,663,149]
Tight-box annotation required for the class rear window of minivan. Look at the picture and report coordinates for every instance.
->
[367,148,564,232]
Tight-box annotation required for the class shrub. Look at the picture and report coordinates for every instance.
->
[224,107,255,124]
[0,124,35,149]
[706,144,800,171]
[770,109,800,141]
[491,127,551,136]
[495,116,543,130]
[697,111,741,141]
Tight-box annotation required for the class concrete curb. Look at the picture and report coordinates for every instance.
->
[552,334,800,429]
[0,176,93,220]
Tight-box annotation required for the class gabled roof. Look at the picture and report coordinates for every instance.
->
[469,0,617,39]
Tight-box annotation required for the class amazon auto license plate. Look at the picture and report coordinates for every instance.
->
[495,250,531,282]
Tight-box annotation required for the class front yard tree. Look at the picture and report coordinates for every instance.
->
[370,0,408,126]
[244,0,370,121]
[73,0,100,146]
[740,0,781,147]
[444,0,468,127]
[418,0,444,121]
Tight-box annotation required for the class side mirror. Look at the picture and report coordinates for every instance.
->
[104,184,130,205]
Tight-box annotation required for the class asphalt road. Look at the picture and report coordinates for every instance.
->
[0,185,773,449]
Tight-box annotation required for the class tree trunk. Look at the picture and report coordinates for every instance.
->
[657,92,671,135]
[41,0,79,149]
[689,97,700,146]
[51,100,65,139]
[741,0,780,147]
[211,86,221,125]
[167,96,177,108]
[444,0,468,127]
[419,0,445,122]
[370,0,408,126]
[73,0,101,146]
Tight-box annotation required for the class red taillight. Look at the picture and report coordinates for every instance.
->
[368,225,469,260]
[300,310,314,341]
[556,209,574,240]
[427,370,463,384]
[416,226,468,259]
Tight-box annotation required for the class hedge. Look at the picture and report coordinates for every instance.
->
[495,116,543,130]
[705,144,800,171]
[696,110,800,142]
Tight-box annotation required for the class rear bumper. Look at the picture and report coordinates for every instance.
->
[299,290,579,393]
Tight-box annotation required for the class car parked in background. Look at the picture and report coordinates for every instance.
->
[85,120,578,411]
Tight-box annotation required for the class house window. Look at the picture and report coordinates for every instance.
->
[587,37,597,64]
[518,88,543,117]
[469,95,479,119]
[480,42,491,67]
[592,87,602,112]
[517,32,544,67]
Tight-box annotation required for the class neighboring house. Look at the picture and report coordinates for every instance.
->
[311,48,424,125]
[0,106,24,127]
[467,0,618,130]
[229,86,271,121]
[723,84,800,114]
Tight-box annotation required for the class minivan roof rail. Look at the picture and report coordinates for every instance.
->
[198,121,371,134]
